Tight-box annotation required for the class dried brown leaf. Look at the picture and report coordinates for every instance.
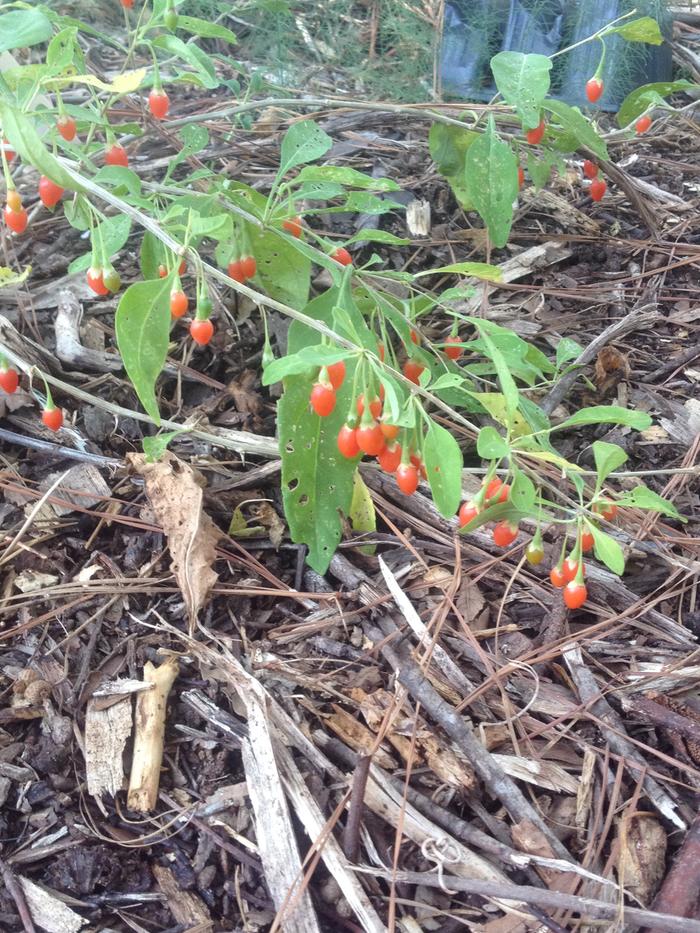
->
[594,346,630,394]
[617,813,667,903]
[127,452,220,631]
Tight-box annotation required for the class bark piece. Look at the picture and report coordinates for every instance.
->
[127,452,221,632]
[85,695,132,799]
[153,864,213,931]
[127,657,178,813]
[18,877,87,933]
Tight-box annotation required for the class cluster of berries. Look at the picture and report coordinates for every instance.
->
[0,363,63,431]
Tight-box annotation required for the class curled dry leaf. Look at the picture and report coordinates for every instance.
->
[127,452,220,631]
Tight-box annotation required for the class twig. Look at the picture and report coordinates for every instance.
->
[342,755,372,864]
[358,868,700,933]
[563,643,686,830]
[366,619,573,862]
[0,426,121,468]
[0,857,37,933]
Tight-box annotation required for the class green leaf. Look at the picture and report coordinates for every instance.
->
[526,149,558,189]
[247,226,311,310]
[542,100,608,161]
[431,373,466,391]
[415,261,502,282]
[344,191,402,215]
[143,431,182,462]
[349,472,376,554]
[553,406,652,432]
[175,15,237,43]
[617,486,682,519]
[423,420,463,517]
[556,337,583,368]
[296,165,399,191]
[476,326,519,423]
[262,345,348,385]
[0,10,53,52]
[345,229,410,246]
[429,123,480,210]
[94,165,142,197]
[278,120,332,178]
[491,51,552,129]
[592,441,628,485]
[589,525,625,575]
[464,116,518,248]
[279,370,357,573]
[607,16,663,45]
[477,426,509,459]
[287,182,346,201]
[152,35,218,88]
[617,81,696,127]
[509,466,536,512]
[68,214,132,274]
[115,277,172,424]
[0,103,75,189]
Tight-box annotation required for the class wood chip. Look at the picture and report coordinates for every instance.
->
[18,877,87,932]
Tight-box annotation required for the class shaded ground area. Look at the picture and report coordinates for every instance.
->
[1,15,700,933]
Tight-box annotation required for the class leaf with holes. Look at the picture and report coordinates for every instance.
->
[464,116,518,248]
[278,119,333,179]
[423,420,463,517]
[247,226,311,310]
[115,276,172,424]
[491,51,552,130]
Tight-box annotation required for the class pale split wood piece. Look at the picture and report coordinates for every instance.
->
[127,657,179,813]
[152,864,214,931]
[17,877,87,933]
[85,695,132,799]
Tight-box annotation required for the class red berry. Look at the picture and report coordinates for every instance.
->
[409,329,420,345]
[158,263,167,278]
[635,114,652,134]
[170,289,188,318]
[121,0,134,6]
[562,558,581,584]
[550,565,566,588]
[283,216,302,237]
[356,393,382,419]
[564,581,587,610]
[378,442,402,474]
[410,453,427,480]
[377,343,385,362]
[148,89,170,120]
[2,138,16,162]
[493,521,518,548]
[594,501,618,522]
[590,178,607,202]
[484,477,510,503]
[228,259,245,283]
[583,159,598,180]
[6,190,21,212]
[403,360,425,385]
[526,118,545,145]
[178,259,186,275]
[458,500,479,528]
[517,165,525,189]
[0,368,19,394]
[310,382,336,417]
[525,543,544,566]
[396,462,419,496]
[326,360,346,391]
[239,256,256,280]
[331,247,352,266]
[581,530,594,553]
[586,77,604,103]
[444,335,462,360]
[57,115,76,141]
[380,422,399,441]
[190,318,214,346]
[356,421,384,456]
[337,424,360,459]
[105,144,129,167]
[38,176,64,209]
[42,407,63,431]
[3,206,28,234]
[86,267,109,296]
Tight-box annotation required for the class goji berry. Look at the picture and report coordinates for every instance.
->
[585,77,604,103]
[581,530,594,553]
[102,268,121,293]
[458,500,479,528]
[526,118,545,144]
[337,424,360,459]
[485,477,510,503]
[517,165,525,188]
[148,89,169,120]
[583,159,598,180]
[283,216,302,237]
[593,501,618,522]
[121,0,134,6]
[403,360,424,385]
[331,247,352,266]
[310,383,336,417]
[493,521,518,547]
[228,259,245,283]
[170,289,188,318]
[326,360,346,390]
[2,138,16,162]
[6,190,21,212]
[190,318,214,346]
[564,581,587,609]
[550,564,566,588]
[3,206,27,234]
[105,144,129,167]
[380,422,399,441]
[240,255,257,280]
[444,335,462,360]
[86,267,109,296]
[377,343,385,362]
[590,178,607,201]
[38,176,64,209]
[396,462,419,496]
[57,116,76,141]
[356,421,384,456]
[562,557,582,583]
[42,406,63,431]
[635,114,652,134]
[525,542,544,565]
[0,367,19,394]
[378,442,402,473]
[356,393,382,419]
